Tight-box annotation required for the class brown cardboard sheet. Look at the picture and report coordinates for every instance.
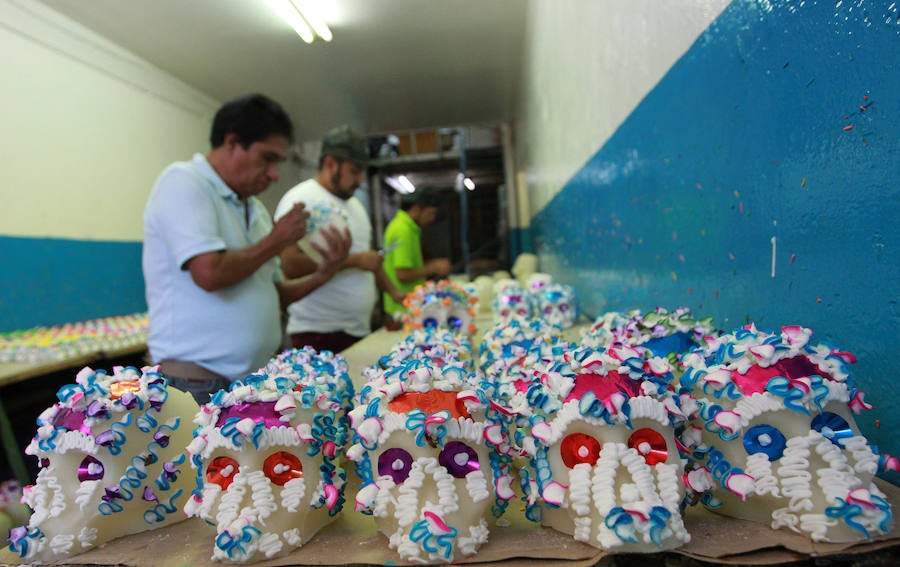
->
[2,479,899,566]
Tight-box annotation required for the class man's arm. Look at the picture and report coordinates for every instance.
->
[395,258,452,283]
[374,264,406,304]
[186,203,309,291]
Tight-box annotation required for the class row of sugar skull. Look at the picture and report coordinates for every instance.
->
[11,366,199,562]
[401,279,477,335]
[581,306,715,361]
[492,278,578,329]
[184,347,354,562]
[348,338,516,563]
[514,344,694,551]
[677,324,897,542]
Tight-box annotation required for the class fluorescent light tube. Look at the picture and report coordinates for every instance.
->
[265,0,314,43]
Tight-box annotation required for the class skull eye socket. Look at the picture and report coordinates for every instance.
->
[517,308,529,316]
[447,315,463,329]
[811,412,853,448]
[543,306,553,315]
[561,433,602,468]
[559,304,569,312]
[423,317,439,328]
[743,424,787,461]
[78,455,105,482]
[263,451,303,486]
[501,309,510,317]
[378,448,414,484]
[438,441,480,478]
[206,456,240,489]
[628,428,669,465]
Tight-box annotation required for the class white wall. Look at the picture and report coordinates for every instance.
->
[0,0,219,242]
[516,0,731,223]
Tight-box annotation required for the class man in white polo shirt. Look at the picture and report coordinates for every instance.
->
[274,125,405,353]
[142,94,348,401]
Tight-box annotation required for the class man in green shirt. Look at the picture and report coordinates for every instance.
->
[382,187,452,317]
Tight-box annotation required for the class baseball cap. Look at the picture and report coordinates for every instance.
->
[400,186,442,208]
[321,124,369,165]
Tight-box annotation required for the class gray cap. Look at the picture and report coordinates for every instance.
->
[321,124,369,165]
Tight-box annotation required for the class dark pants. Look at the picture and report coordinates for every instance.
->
[158,360,232,404]
[290,331,362,354]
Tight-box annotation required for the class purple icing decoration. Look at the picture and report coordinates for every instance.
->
[40,458,50,468]
[94,430,115,446]
[8,526,27,543]
[149,400,164,411]
[215,402,284,428]
[163,461,179,481]
[78,455,105,482]
[438,441,480,478]
[154,431,170,447]
[142,486,158,502]
[119,392,137,409]
[52,408,91,434]
[86,400,108,418]
[378,448,413,485]
[102,486,121,503]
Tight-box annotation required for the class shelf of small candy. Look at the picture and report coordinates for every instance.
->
[0,313,148,364]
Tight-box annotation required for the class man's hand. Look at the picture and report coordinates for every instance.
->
[390,288,407,305]
[310,226,351,281]
[271,202,309,246]
[425,258,452,277]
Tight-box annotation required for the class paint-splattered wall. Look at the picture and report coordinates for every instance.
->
[528,0,900,481]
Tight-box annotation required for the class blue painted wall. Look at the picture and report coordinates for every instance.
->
[531,1,900,481]
[0,236,145,331]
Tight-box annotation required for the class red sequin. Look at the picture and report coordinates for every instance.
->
[561,433,602,469]
[263,451,303,486]
[206,456,240,489]
[627,428,668,465]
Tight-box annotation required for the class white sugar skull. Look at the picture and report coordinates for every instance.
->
[525,272,553,293]
[517,345,692,551]
[532,283,577,329]
[678,324,897,542]
[402,280,477,335]
[372,327,475,375]
[348,357,513,563]
[297,201,350,265]
[609,306,716,362]
[492,279,532,324]
[10,366,198,562]
[184,348,354,562]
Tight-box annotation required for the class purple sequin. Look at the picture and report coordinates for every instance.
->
[78,455,105,482]
[215,402,283,428]
[438,441,479,478]
[52,408,91,434]
[378,448,413,485]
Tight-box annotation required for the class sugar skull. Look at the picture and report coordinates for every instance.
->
[532,283,578,330]
[516,345,693,551]
[296,201,350,265]
[580,311,637,349]
[10,366,198,562]
[184,348,354,562]
[678,324,897,542]
[402,280,477,335]
[492,279,531,324]
[524,272,553,293]
[371,327,475,375]
[348,354,512,563]
[608,306,716,363]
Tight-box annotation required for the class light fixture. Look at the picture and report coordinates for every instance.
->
[398,175,416,193]
[463,177,476,191]
[385,175,416,194]
[265,0,332,43]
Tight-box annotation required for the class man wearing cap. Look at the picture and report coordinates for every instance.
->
[274,125,405,353]
[381,187,452,318]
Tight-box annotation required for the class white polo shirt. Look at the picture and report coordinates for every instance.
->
[274,179,376,337]
[142,153,283,381]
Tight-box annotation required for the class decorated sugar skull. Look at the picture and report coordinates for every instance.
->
[402,280,477,335]
[492,279,532,324]
[347,356,513,563]
[184,348,354,562]
[611,306,716,363]
[532,283,578,329]
[10,366,198,562]
[297,201,350,264]
[372,327,475,374]
[478,319,569,415]
[516,345,693,551]
[580,311,638,349]
[678,324,897,542]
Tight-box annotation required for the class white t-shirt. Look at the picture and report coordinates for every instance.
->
[274,178,376,337]
[142,154,283,381]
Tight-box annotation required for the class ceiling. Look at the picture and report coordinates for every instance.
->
[37,0,528,143]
